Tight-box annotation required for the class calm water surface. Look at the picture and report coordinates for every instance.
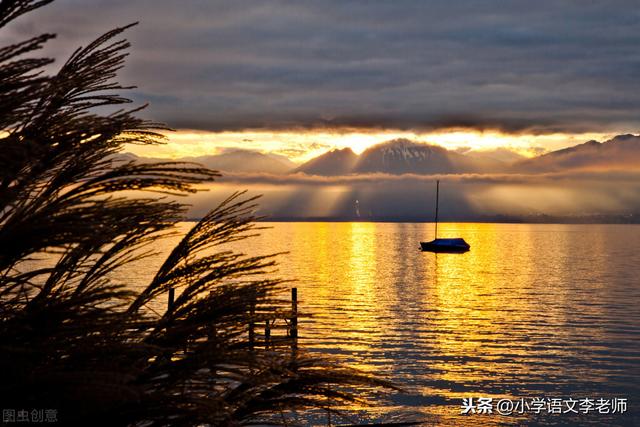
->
[125,222,640,426]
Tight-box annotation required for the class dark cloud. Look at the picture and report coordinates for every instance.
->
[3,0,640,133]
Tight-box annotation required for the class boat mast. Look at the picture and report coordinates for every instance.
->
[434,180,439,239]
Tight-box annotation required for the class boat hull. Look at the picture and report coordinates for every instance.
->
[420,238,470,253]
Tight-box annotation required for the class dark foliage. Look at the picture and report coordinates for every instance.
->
[0,1,392,425]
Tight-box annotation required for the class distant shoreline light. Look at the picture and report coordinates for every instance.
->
[125,128,614,164]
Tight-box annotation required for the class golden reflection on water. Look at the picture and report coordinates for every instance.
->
[254,223,640,425]
[431,224,505,391]
[288,223,388,373]
[426,224,545,410]
[115,222,640,425]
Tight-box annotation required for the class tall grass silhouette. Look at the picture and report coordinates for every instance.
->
[0,1,392,425]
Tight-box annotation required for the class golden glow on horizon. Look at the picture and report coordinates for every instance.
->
[125,129,615,164]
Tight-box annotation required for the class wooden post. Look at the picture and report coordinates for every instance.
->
[265,320,271,349]
[290,287,298,348]
[168,287,175,310]
[249,296,255,350]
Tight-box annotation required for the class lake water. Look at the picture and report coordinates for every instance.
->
[123,222,640,426]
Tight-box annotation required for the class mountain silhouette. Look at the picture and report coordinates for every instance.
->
[114,149,296,174]
[120,134,640,176]
[354,139,474,174]
[516,134,640,172]
[294,147,358,175]
[183,149,295,174]
[295,139,509,175]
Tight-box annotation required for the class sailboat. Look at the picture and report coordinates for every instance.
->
[420,180,470,253]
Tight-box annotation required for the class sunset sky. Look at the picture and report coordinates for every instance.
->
[3,0,640,163]
[128,129,613,163]
[5,0,640,220]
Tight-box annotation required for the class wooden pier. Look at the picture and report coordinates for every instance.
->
[249,287,299,351]
[167,286,299,350]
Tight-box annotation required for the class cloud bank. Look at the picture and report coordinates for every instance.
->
[180,170,640,221]
[4,0,640,134]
